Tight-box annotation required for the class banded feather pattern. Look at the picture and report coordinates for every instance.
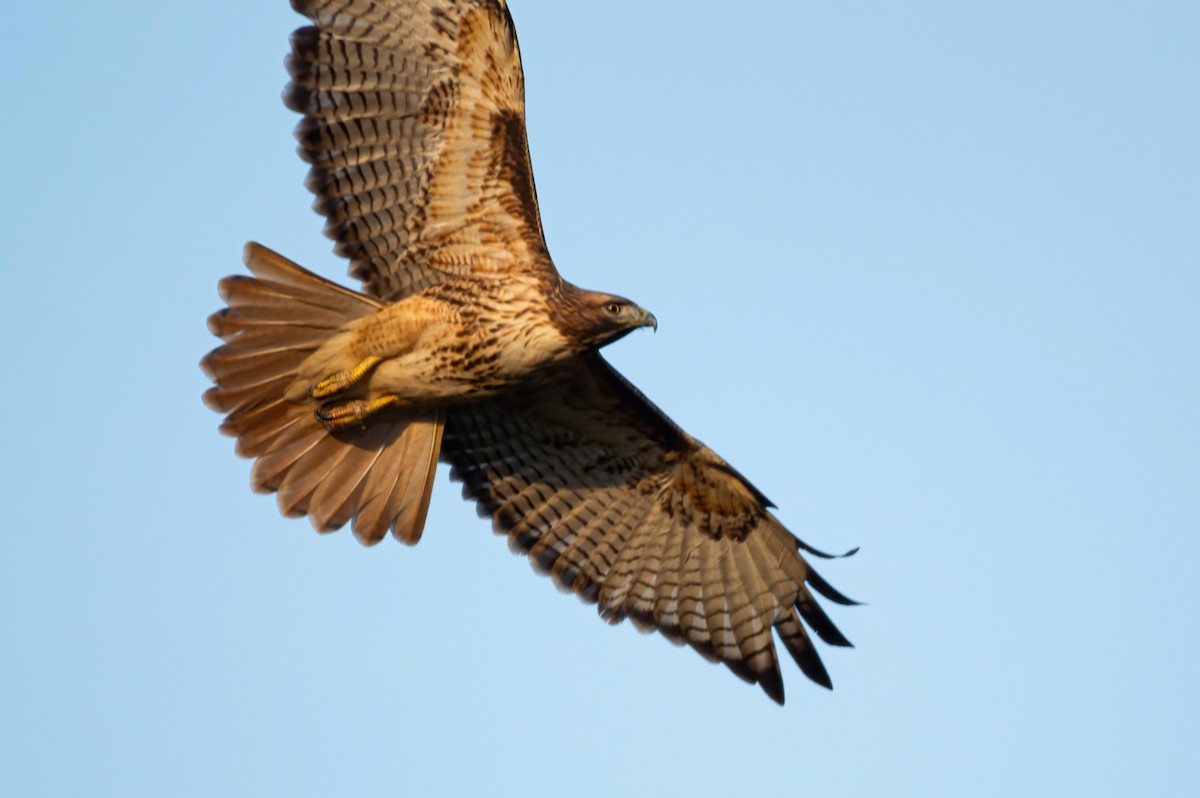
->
[203,244,446,545]
[286,0,551,302]
[442,354,858,704]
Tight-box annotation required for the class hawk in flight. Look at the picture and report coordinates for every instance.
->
[202,0,856,704]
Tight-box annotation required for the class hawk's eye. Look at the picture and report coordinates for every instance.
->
[605,302,622,315]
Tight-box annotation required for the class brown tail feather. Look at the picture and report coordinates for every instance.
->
[202,242,445,544]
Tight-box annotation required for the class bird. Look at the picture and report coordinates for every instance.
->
[201,0,857,705]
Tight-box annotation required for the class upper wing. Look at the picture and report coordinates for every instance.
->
[442,353,857,704]
[286,0,553,301]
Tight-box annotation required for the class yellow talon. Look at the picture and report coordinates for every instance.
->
[309,356,383,399]
[315,395,402,431]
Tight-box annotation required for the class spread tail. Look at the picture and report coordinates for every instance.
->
[201,242,444,544]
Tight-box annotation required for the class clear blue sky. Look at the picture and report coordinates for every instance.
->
[2,1,1197,795]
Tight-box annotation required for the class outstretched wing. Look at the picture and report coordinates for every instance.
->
[442,354,857,704]
[286,0,552,301]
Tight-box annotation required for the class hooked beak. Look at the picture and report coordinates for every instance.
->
[638,307,658,332]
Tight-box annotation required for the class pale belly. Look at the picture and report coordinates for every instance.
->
[358,294,575,406]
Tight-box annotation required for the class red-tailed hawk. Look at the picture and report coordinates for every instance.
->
[202,0,856,704]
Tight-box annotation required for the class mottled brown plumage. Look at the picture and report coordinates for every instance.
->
[202,0,856,704]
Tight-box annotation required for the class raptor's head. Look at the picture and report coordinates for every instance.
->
[557,286,657,350]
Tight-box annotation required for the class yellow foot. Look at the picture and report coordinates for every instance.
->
[309,356,383,400]
[315,395,402,431]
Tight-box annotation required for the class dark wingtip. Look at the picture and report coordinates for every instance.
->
[797,588,854,649]
[776,614,834,690]
[807,567,864,607]
[759,666,785,705]
[796,538,860,560]
[803,655,834,690]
